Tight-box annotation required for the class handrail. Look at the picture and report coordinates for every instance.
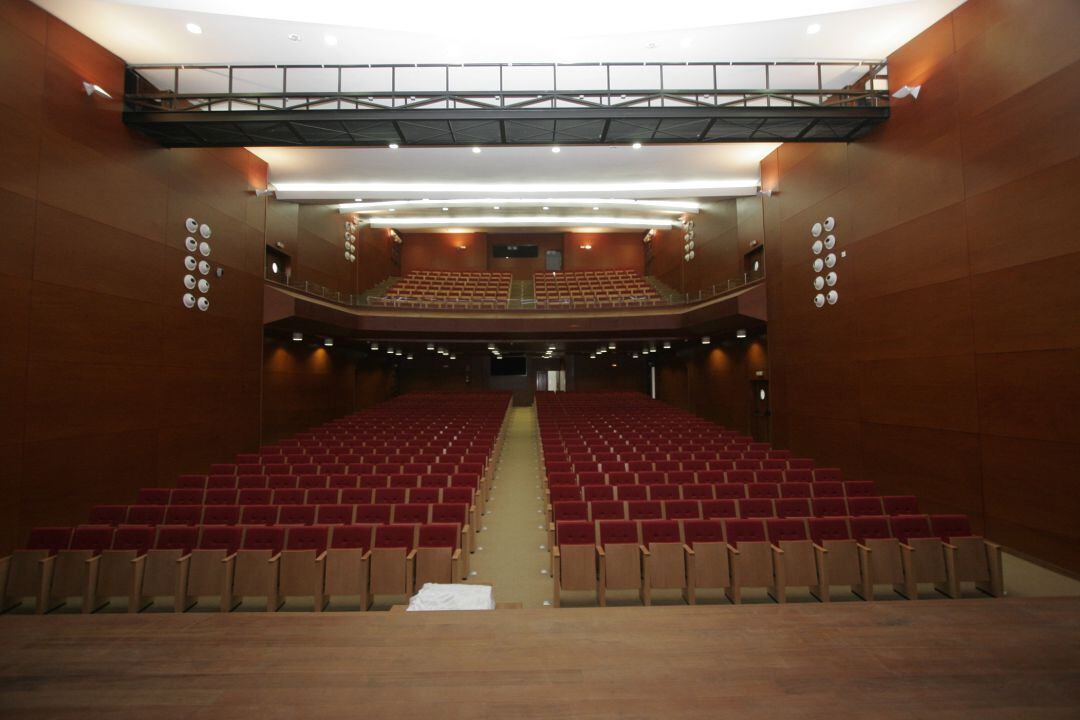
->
[268,273,765,312]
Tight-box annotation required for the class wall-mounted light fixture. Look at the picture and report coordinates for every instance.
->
[82,81,112,99]
[892,84,922,100]
[736,329,748,339]
[292,332,303,342]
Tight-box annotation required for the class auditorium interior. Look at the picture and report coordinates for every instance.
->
[1,0,1079,716]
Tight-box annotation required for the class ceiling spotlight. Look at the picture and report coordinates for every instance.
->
[324,338,334,347]
[396,350,403,356]
[427,343,435,350]
[663,341,672,349]
[701,336,711,344]
[592,206,599,211]
[292,332,303,342]
[542,206,549,211]
[806,23,822,35]
[287,33,301,42]
[608,342,616,350]
[388,143,399,149]
[632,353,639,358]
[736,329,748,339]
[632,142,642,150]
[487,344,495,350]
[550,147,561,154]
[186,22,202,34]
[371,342,379,350]
[324,34,338,46]
[892,84,922,100]
[388,208,395,212]
[442,207,449,211]
[493,206,500,210]
[387,346,395,354]
[548,345,556,350]
[590,354,596,359]
[406,354,413,360]
[82,81,112,99]
[472,147,482,154]
[450,354,456,360]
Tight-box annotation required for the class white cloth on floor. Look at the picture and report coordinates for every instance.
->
[406,583,496,611]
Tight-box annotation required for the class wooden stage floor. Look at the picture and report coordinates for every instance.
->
[1,597,1078,718]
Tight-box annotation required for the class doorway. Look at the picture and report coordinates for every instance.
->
[545,249,563,271]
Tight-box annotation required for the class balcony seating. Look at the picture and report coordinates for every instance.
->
[533,269,664,308]
[381,270,512,308]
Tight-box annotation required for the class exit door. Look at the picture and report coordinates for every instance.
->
[545,250,563,271]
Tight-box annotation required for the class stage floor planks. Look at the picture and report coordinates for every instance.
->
[1,598,1079,718]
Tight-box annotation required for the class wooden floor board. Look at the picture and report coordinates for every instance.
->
[1,598,1079,718]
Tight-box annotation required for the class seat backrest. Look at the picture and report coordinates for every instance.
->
[278,504,317,526]
[419,523,459,550]
[354,504,392,524]
[316,504,354,525]
[202,505,241,526]
[198,525,243,553]
[393,503,430,524]
[889,514,934,543]
[808,517,852,545]
[25,527,73,555]
[599,520,639,547]
[844,480,877,497]
[883,495,919,516]
[374,523,416,551]
[847,497,884,516]
[556,520,596,546]
[713,483,746,500]
[285,525,330,554]
[589,500,625,521]
[780,482,812,499]
[340,488,374,505]
[330,524,375,550]
[240,504,278,525]
[627,500,663,520]
[701,499,738,519]
[738,498,774,519]
[164,505,201,526]
[552,501,588,522]
[849,516,892,543]
[683,520,724,547]
[641,519,681,546]
[784,469,814,484]
[663,500,700,520]
[549,486,582,503]
[755,470,783,485]
[814,467,842,482]
[811,497,847,518]
[766,518,808,543]
[811,481,844,498]
[724,519,766,547]
[776,498,811,518]
[431,502,468,525]
[441,488,473,505]
[242,526,286,553]
[748,483,780,499]
[648,484,680,501]
[155,525,198,553]
[273,489,306,505]
[616,485,647,501]
[306,489,340,505]
[930,514,973,541]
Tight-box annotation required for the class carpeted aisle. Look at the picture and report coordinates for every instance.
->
[468,405,553,608]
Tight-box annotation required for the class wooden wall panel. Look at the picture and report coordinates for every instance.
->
[562,232,644,272]
[401,232,488,274]
[762,0,1080,573]
[0,0,267,553]
[487,233,563,279]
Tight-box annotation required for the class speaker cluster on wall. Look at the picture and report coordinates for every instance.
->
[682,219,696,262]
[182,217,212,311]
[344,220,357,262]
[810,216,839,308]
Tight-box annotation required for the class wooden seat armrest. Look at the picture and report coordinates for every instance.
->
[406,549,418,561]
[984,540,1003,552]
[596,546,606,558]
[770,544,785,556]
[639,545,650,557]
[361,551,372,561]
[176,554,192,566]
[856,543,872,553]
[548,522,554,533]
[943,541,958,551]
[315,552,327,563]
[85,555,102,566]
[220,553,237,564]
[37,555,57,569]
[130,554,147,565]
[899,542,914,553]
[726,544,740,556]
[683,545,695,557]
[551,546,561,558]
[813,543,828,555]
[452,549,462,560]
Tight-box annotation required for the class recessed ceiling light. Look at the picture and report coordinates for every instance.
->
[354,197,363,201]
[292,332,303,342]
[592,206,599,210]
[324,338,334,347]
[632,142,642,149]
[186,22,202,34]
[736,329,748,338]
[324,35,337,46]
[388,143,399,149]
[442,207,449,211]
[550,147,561,154]
[493,205,500,210]
[288,33,301,42]
[542,206,549,211]
[806,23,822,34]
[388,208,395,212]
[472,147,482,154]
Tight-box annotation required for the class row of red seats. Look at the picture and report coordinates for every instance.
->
[547,468,836,484]
[548,480,878,502]
[1,522,467,614]
[188,462,485,478]
[549,497,918,524]
[176,472,483,490]
[90,502,472,530]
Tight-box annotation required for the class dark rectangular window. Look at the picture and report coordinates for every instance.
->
[490,355,527,376]
[492,244,539,258]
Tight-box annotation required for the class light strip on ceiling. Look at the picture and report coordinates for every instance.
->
[367,215,675,229]
[336,198,701,214]
[273,179,759,200]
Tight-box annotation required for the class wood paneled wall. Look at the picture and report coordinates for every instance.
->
[0,1,267,553]
[562,232,645,272]
[654,339,769,437]
[401,232,488,274]
[260,339,396,443]
[763,0,1080,573]
[648,198,762,295]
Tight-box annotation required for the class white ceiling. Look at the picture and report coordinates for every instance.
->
[34,0,965,65]
[32,0,965,222]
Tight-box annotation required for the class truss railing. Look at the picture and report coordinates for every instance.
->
[125,60,889,114]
